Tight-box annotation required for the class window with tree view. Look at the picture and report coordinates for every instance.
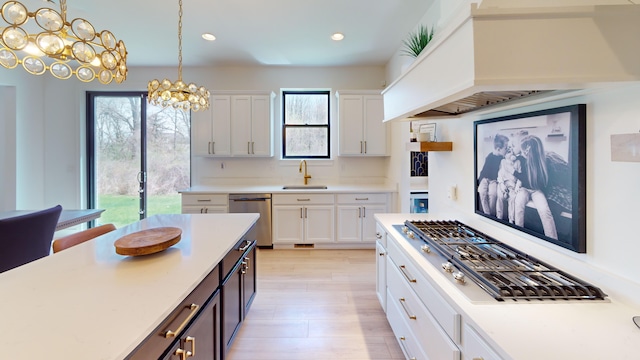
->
[282,91,330,159]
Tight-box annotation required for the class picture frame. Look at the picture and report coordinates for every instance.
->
[418,123,437,142]
[473,104,587,253]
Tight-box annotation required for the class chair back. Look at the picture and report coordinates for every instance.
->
[52,223,116,253]
[0,205,62,273]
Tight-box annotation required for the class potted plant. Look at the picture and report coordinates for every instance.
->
[401,25,435,58]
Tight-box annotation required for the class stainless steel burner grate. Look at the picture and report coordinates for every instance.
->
[404,220,607,302]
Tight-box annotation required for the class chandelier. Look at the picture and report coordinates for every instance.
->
[0,0,127,84]
[147,0,209,111]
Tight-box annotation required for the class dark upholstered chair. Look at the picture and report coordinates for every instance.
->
[0,205,62,273]
[52,223,116,253]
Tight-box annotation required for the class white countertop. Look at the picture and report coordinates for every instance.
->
[180,183,396,194]
[375,213,640,360]
[0,214,259,360]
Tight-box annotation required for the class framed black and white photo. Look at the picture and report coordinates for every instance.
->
[474,104,587,253]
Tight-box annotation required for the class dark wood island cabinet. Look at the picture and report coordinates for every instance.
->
[126,239,257,360]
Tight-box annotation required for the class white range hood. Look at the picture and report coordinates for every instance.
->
[382,3,640,121]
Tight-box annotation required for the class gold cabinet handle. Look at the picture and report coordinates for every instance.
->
[398,337,417,360]
[164,304,200,338]
[185,336,196,357]
[238,240,252,252]
[399,298,417,320]
[399,265,417,283]
[175,348,192,360]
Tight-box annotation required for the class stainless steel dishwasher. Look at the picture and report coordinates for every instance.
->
[229,194,272,248]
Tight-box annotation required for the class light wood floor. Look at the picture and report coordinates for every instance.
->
[226,249,404,360]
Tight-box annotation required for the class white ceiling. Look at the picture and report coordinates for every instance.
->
[49,0,431,67]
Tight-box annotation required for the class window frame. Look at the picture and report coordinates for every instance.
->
[281,90,331,159]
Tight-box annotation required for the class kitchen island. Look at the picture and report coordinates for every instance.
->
[0,213,259,360]
[375,213,640,360]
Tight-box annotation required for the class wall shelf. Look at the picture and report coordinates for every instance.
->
[406,141,452,152]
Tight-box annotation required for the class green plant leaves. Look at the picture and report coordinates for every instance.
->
[401,25,435,58]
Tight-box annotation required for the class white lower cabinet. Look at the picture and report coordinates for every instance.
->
[181,194,228,213]
[336,193,388,243]
[387,255,460,360]
[375,223,388,312]
[461,323,502,360]
[378,220,503,360]
[272,194,334,245]
[386,289,429,360]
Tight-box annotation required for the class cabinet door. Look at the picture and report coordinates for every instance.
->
[210,95,232,156]
[339,95,365,155]
[249,95,273,156]
[336,205,361,243]
[305,205,334,243]
[191,108,213,156]
[375,241,387,312]
[362,95,387,156]
[231,95,252,156]
[242,245,257,316]
[162,293,220,360]
[361,204,387,242]
[272,206,304,244]
[222,262,243,356]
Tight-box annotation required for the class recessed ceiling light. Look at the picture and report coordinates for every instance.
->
[331,33,345,41]
[202,33,216,41]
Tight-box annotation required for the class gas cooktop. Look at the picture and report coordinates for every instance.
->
[395,220,607,302]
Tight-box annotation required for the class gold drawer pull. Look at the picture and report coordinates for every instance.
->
[238,240,252,252]
[175,348,192,360]
[399,265,417,283]
[399,298,417,320]
[185,336,196,356]
[398,337,417,360]
[164,303,200,338]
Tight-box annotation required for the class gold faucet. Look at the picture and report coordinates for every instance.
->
[299,160,311,185]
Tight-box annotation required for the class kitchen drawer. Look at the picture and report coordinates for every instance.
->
[272,193,335,205]
[222,238,255,281]
[388,256,461,360]
[126,265,220,359]
[462,323,503,360]
[336,193,387,204]
[182,194,228,206]
[375,222,387,248]
[386,288,428,360]
[388,236,461,343]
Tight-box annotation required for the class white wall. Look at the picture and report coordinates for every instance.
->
[418,84,640,303]
[0,64,392,209]
[0,86,17,211]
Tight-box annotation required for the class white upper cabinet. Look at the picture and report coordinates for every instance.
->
[193,91,274,157]
[192,95,232,157]
[231,93,274,157]
[337,90,388,156]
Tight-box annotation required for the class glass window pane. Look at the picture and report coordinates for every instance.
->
[285,127,328,157]
[284,93,328,125]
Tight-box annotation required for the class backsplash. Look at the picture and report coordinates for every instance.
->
[410,152,428,177]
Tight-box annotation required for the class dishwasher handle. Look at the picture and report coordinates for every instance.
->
[231,197,270,202]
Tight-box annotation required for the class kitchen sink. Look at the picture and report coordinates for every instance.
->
[282,185,328,190]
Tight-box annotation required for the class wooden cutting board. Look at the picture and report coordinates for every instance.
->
[114,227,182,256]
